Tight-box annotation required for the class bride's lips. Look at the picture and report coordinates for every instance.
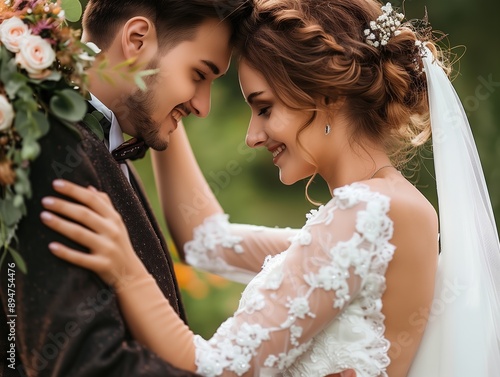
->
[268,144,287,164]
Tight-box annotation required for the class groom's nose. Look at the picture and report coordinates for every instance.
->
[189,84,211,118]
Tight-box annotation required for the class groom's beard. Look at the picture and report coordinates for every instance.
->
[124,58,168,151]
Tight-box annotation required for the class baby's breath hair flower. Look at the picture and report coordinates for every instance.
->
[364,2,404,48]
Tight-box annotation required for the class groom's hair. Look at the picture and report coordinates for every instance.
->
[83,0,251,51]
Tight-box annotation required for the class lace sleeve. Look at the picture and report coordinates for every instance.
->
[193,184,395,376]
[184,214,299,283]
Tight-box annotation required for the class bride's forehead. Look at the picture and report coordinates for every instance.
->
[239,62,270,94]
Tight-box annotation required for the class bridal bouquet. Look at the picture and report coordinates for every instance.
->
[0,0,95,272]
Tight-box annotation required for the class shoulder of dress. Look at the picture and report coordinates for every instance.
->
[334,182,391,205]
[305,183,391,223]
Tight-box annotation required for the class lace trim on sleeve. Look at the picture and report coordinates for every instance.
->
[184,213,297,284]
[184,214,248,281]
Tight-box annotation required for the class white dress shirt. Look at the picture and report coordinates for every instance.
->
[88,94,130,182]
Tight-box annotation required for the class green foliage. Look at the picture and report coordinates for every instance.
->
[83,111,105,141]
[61,0,83,22]
[50,89,88,122]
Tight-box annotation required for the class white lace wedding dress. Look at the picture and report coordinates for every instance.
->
[185,183,395,377]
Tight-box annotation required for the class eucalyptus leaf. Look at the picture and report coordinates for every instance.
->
[0,47,17,84]
[13,179,27,196]
[32,111,50,137]
[50,89,87,122]
[83,113,104,141]
[16,85,36,103]
[15,167,30,185]
[8,248,27,274]
[4,73,28,99]
[21,137,41,161]
[61,0,83,22]
[13,195,23,208]
[13,97,36,114]
[11,149,22,165]
[0,198,23,227]
[14,111,30,138]
[14,168,31,197]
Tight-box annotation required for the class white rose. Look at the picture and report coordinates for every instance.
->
[0,95,15,131]
[0,16,31,53]
[16,34,56,79]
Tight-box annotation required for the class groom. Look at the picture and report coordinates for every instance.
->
[0,0,250,376]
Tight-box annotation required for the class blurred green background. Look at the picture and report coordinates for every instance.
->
[82,0,500,338]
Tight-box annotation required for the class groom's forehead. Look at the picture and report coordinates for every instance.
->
[160,19,232,74]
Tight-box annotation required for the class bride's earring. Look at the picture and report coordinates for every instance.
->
[325,124,331,135]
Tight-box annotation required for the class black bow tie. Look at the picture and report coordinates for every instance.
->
[85,105,149,162]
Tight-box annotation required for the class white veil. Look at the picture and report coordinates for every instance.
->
[407,47,500,376]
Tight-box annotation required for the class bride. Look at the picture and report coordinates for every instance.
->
[40,0,500,376]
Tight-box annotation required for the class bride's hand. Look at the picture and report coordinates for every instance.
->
[40,179,148,287]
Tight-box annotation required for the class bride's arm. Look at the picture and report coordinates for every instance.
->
[152,123,297,282]
[41,180,382,376]
[151,122,222,254]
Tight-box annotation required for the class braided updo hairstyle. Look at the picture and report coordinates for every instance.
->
[239,0,448,168]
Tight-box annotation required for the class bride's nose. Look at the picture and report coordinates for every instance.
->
[245,119,267,148]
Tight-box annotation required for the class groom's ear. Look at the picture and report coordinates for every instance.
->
[120,16,158,64]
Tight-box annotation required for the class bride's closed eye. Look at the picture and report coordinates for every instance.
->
[258,106,271,117]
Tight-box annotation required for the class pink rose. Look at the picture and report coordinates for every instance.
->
[0,17,31,53]
[0,95,15,131]
[15,34,56,79]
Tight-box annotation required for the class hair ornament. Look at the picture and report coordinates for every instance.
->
[364,2,404,48]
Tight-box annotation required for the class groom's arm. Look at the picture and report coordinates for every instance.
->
[0,123,199,377]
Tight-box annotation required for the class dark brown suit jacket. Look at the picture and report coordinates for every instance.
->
[0,114,199,377]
